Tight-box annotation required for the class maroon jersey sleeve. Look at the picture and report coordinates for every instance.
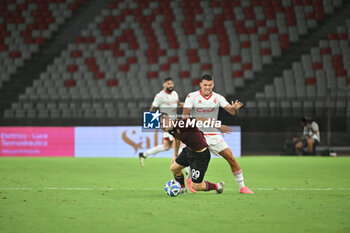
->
[169,118,208,151]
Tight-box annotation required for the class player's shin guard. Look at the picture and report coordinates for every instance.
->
[233,169,245,189]
[204,181,218,191]
[144,145,167,157]
[174,173,186,188]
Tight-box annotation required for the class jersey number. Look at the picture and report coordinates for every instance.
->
[192,169,200,180]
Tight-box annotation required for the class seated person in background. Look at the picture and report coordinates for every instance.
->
[293,116,320,155]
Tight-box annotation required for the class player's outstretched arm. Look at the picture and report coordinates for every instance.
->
[195,117,232,136]
[182,108,191,118]
[194,117,211,122]
[177,101,184,108]
[217,125,232,136]
[224,100,244,116]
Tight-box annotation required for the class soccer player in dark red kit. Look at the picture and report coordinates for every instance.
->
[160,112,231,193]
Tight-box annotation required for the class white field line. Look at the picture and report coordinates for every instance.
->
[0,187,350,191]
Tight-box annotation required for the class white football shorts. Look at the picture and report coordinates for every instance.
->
[204,134,229,156]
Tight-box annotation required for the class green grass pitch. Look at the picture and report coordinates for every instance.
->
[0,156,349,233]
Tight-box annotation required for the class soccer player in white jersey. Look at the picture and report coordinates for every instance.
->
[183,74,253,194]
[139,77,182,166]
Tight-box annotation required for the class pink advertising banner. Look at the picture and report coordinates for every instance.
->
[0,127,75,157]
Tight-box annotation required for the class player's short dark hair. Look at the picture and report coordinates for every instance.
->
[201,74,214,82]
[301,116,313,124]
[163,77,173,83]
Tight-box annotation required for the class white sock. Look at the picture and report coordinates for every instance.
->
[233,169,245,189]
[185,166,191,179]
[178,146,183,155]
[144,145,167,157]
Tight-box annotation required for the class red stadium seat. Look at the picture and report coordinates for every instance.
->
[88,65,98,72]
[127,57,137,64]
[261,48,271,55]
[98,43,109,50]
[94,72,105,79]
[279,34,290,49]
[321,48,331,54]
[74,37,84,43]
[71,50,82,57]
[268,27,278,34]
[67,65,78,73]
[10,51,21,59]
[0,44,8,51]
[64,79,76,87]
[107,79,118,86]
[328,33,338,40]
[189,56,200,63]
[243,63,253,70]
[147,56,158,64]
[148,71,158,79]
[192,78,201,86]
[305,77,316,85]
[233,70,244,78]
[312,63,323,70]
[336,69,347,77]
[332,55,343,70]
[119,64,129,71]
[338,33,348,40]
[114,50,124,57]
[180,71,190,79]
[241,41,251,48]
[160,64,170,71]
[85,57,96,65]
[231,56,242,63]
[202,64,212,70]
[168,56,179,64]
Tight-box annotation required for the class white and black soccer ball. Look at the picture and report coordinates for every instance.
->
[165,180,181,197]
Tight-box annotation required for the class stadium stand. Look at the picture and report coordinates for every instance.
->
[247,20,350,117]
[0,0,85,88]
[0,0,349,120]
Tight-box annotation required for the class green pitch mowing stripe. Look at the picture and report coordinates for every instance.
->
[0,157,349,233]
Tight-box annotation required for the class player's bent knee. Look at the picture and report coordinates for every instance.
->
[307,139,314,145]
[295,142,302,150]
[170,162,183,174]
[170,163,176,173]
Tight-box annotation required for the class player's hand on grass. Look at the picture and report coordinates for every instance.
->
[231,100,244,110]
[218,125,232,136]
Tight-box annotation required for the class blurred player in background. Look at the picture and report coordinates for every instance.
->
[294,116,320,155]
[160,112,230,194]
[183,74,253,194]
[139,77,182,166]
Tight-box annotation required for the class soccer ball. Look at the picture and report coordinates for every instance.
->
[165,180,181,197]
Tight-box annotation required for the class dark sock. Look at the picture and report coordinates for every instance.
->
[205,181,218,191]
[174,173,185,188]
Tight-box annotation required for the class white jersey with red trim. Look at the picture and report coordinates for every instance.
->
[151,90,179,119]
[184,90,229,133]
